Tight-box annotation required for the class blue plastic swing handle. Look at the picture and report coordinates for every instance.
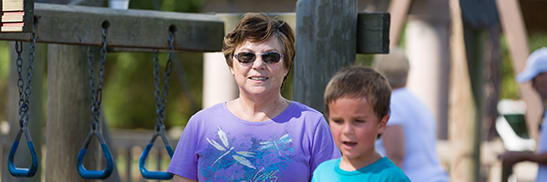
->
[8,130,38,177]
[77,135,114,179]
[139,140,174,179]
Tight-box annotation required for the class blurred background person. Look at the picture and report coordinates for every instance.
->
[372,48,450,182]
[499,47,547,182]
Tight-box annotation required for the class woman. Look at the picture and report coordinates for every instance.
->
[167,13,340,182]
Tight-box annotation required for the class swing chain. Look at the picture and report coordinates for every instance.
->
[88,26,108,132]
[140,28,175,180]
[8,25,39,178]
[15,27,37,129]
[78,24,113,180]
[153,30,174,134]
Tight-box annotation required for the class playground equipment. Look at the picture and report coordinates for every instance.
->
[76,22,114,179]
[7,27,38,177]
[139,28,176,180]
[0,1,389,181]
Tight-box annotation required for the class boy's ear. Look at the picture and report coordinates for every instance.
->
[378,114,389,131]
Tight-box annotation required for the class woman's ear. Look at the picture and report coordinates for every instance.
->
[229,66,235,75]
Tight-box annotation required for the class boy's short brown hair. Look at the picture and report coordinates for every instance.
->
[324,66,392,120]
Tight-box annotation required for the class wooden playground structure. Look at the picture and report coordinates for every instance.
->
[0,0,545,181]
[0,0,389,181]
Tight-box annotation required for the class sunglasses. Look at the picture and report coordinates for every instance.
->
[234,52,283,65]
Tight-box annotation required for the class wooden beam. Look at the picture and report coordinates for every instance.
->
[497,0,543,143]
[217,12,389,54]
[387,0,411,48]
[294,0,358,112]
[0,3,225,52]
[448,0,478,181]
[356,12,389,54]
[0,9,389,53]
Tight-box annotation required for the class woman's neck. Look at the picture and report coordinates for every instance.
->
[228,93,289,122]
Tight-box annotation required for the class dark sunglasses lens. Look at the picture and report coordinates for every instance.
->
[262,52,281,63]
[236,52,256,64]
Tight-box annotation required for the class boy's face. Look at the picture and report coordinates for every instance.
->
[327,97,388,163]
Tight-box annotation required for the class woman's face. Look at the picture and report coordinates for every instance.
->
[230,37,288,98]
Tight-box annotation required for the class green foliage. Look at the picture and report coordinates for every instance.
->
[0,41,9,121]
[529,33,547,52]
[355,54,375,66]
[0,42,8,77]
[500,35,519,99]
[499,32,547,100]
[99,0,205,130]
[103,51,203,129]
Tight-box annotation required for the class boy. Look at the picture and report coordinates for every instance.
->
[312,66,410,181]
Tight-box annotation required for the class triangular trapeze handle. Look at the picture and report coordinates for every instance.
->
[8,129,38,177]
[139,133,174,180]
[76,131,113,179]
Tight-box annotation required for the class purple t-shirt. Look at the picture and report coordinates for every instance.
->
[167,101,340,182]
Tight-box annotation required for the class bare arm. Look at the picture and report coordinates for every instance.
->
[382,125,405,168]
[172,175,197,182]
[499,151,547,167]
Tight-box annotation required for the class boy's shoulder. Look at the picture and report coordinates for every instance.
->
[311,158,341,182]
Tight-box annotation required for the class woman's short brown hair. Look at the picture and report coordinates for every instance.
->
[222,13,295,74]
[324,66,392,120]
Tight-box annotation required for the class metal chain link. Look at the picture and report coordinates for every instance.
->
[153,30,174,133]
[15,27,37,129]
[15,42,25,128]
[88,26,108,132]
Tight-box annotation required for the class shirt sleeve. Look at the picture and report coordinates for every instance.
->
[309,116,341,174]
[167,115,200,180]
[311,166,320,182]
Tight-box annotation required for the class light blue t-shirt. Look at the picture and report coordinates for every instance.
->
[167,101,341,182]
[312,157,410,182]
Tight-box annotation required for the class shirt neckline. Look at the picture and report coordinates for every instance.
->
[334,157,387,176]
[222,101,295,126]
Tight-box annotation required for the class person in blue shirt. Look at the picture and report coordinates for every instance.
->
[312,66,410,182]
[499,47,547,182]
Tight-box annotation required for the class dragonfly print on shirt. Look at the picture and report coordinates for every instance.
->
[259,134,293,156]
[206,128,256,169]
[201,128,295,181]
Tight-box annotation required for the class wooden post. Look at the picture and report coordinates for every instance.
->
[4,42,45,182]
[202,15,241,108]
[388,0,412,48]
[404,0,450,139]
[484,27,502,140]
[294,0,358,112]
[496,0,542,143]
[448,0,479,181]
[46,44,97,182]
